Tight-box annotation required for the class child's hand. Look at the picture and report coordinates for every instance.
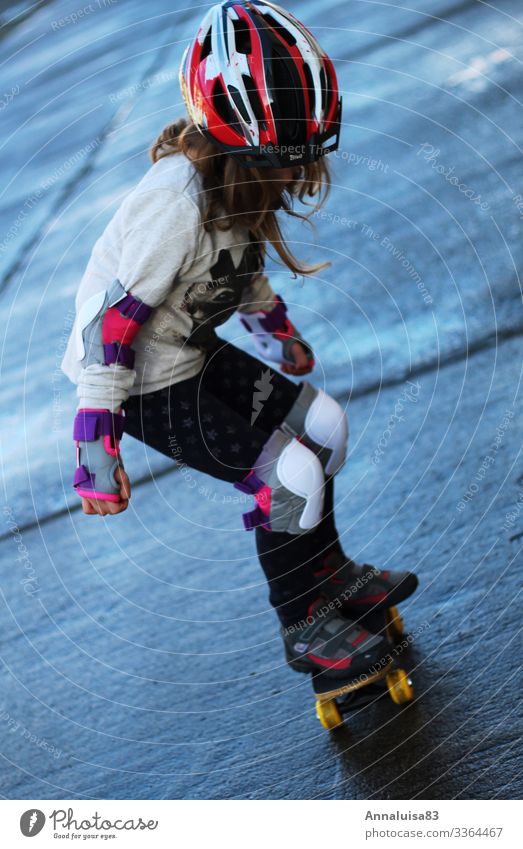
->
[280,341,315,376]
[81,467,131,516]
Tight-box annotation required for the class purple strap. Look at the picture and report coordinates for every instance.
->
[239,316,253,333]
[242,506,271,532]
[258,295,287,333]
[73,410,125,442]
[116,292,153,325]
[233,470,266,496]
[103,342,135,369]
[235,472,272,532]
[73,464,95,489]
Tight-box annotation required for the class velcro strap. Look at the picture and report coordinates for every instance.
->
[73,410,125,442]
[103,342,135,369]
[116,292,153,325]
[73,464,95,488]
[242,506,271,532]
[234,470,265,496]
[258,295,287,333]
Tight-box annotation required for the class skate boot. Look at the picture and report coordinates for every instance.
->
[282,598,389,680]
[313,544,418,614]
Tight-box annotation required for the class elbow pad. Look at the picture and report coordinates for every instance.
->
[238,294,315,367]
[76,279,153,368]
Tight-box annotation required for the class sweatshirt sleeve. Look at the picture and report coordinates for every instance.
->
[237,270,277,315]
[76,188,201,412]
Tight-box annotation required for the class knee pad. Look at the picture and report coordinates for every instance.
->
[235,427,325,535]
[282,381,348,476]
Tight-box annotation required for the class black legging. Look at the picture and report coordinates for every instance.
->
[123,339,342,626]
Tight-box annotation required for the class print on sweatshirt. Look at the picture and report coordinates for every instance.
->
[178,238,264,351]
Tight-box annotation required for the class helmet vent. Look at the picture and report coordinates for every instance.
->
[322,64,334,117]
[242,74,266,125]
[200,30,212,62]
[228,84,250,123]
[270,49,303,145]
[232,17,252,54]
[303,63,315,116]
[319,66,327,112]
[263,13,297,46]
[213,77,242,131]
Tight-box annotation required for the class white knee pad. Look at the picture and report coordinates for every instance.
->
[276,436,325,531]
[236,427,325,534]
[283,382,348,476]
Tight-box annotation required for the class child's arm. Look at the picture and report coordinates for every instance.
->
[76,189,200,412]
[72,188,200,513]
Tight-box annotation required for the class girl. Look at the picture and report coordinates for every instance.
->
[61,0,417,680]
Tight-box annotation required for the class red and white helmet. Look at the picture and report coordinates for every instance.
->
[179,0,342,167]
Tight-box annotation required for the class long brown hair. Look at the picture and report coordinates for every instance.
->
[150,119,331,277]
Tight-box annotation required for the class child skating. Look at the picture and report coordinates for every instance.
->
[61,0,418,693]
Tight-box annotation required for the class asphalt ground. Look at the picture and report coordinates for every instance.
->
[0,0,522,799]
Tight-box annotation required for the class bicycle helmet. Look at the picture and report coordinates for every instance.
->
[179,0,342,167]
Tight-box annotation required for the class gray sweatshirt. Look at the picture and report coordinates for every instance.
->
[61,152,277,412]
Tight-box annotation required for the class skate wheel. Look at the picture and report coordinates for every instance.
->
[316,699,342,730]
[386,606,405,640]
[386,668,414,705]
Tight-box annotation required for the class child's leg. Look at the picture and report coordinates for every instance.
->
[199,341,336,625]
[123,343,399,677]
[122,347,321,626]
[253,524,321,627]
[305,474,343,563]
[199,342,418,612]
[123,373,269,482]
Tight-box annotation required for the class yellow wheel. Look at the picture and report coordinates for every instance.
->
[386,606,405,640]
[386,668,414,705]
[315,699,343,730]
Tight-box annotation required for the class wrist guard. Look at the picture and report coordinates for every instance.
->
[239,294,315,367]
[73,408,125,502]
